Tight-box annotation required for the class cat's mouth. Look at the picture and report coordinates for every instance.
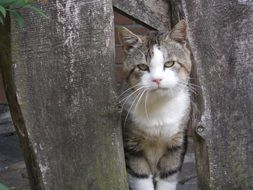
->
[150,86,169,92]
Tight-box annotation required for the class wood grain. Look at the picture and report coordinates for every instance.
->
[1,0,129,189]
[180,0,253,189]
[113,0,171,31]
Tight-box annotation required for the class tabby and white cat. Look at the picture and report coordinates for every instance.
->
[118,20,191,190]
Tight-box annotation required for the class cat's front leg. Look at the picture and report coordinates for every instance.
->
[155,165,179,190]
[126,155,155,190]
[156,144,185,190]
[155,155,181,190]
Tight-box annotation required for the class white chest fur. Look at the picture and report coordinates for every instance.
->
[129,89,190,138]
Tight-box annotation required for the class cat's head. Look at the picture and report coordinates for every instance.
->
[118,20,191,95]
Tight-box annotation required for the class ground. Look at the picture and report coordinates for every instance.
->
[0,104,197,190]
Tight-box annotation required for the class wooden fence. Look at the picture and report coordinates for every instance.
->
[0,0,252,189]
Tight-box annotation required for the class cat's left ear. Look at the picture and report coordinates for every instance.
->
[167,20,187,44]
[118,27,143,53]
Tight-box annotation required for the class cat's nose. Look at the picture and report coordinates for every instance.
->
[152,78,162,84]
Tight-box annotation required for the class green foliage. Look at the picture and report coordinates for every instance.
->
[0,0,48,28]
[0,183,9,190]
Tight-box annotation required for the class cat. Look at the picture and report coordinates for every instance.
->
[118,20,192,190]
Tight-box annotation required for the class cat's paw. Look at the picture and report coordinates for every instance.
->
[156,180,177,190]
[128,175,155,190]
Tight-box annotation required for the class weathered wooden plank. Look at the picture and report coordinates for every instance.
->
[113,0,171,30]
[0,0,129,189]
[179,0,253,189]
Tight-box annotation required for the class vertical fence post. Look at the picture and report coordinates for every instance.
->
[179,1,253,189]
[0,0,128,189]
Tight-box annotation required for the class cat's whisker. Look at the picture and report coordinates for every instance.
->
[188,85,203,94]
[124,89,144,128]
[144,90,150,120]
[120,87,146,112]
[133,89,148,114]
[118,83,142,98]
[186,84,201,92]
[186,85,199,95]
[186,86,198,95]
[181,83,197,95]
[188,83,201,88]
[177,81,199,95]
[120,90,145,111]
[132,89,147,113]
[180,80,201,89]
[119,86,146,104]
[188,88,198,95]
[187,77,199,80]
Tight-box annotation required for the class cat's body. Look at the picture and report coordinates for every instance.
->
[119,21,191,190]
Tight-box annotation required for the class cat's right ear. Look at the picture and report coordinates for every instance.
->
[118,27,142,53]
[168,20,187,44]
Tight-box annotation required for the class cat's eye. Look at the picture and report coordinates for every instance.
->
[164,61,175,68]
[137,64,149,71]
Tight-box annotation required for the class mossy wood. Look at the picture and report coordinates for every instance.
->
[172,0,253,189]
[0,0,128,189]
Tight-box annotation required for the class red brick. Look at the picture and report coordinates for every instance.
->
[115,66,126,82]
[129,27,150,35]
[115,46,125,64]
[115,28,122,45]
[114,11,135,25]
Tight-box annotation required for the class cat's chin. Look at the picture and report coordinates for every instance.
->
[150,86,184,97]
[150,87,170,96]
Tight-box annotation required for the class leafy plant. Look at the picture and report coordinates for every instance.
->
[0,0,48,27]
[0,182,9,190]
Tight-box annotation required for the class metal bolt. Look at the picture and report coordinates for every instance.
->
[196,125,204,133]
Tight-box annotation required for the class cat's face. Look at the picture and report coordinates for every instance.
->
[119,21,191,95]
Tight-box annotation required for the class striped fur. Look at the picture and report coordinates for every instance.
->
[119,20,191,190]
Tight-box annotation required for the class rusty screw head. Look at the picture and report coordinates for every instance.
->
[196,125,205,133]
